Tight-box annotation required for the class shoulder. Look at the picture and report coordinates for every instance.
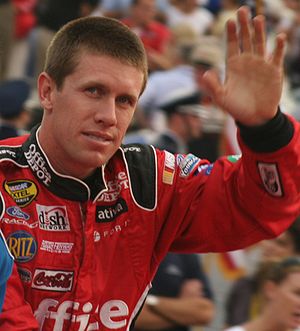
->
[120,143,158,210]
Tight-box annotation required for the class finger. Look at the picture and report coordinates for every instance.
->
[238,6,253,53]
[226,19,239,59]
[202,70,224,106]
[253,15,266,57]
[271,33,286,66]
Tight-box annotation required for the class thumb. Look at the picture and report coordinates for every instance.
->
[202,69,224,107]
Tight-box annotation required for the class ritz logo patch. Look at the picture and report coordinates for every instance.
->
[32,269,74,292]
[258,162,283,197]
[96,198,128,223]
[4,180,38,207]
[36,205,70,231]
[7,230,37,263]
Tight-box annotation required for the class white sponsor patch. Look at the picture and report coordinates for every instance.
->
[36,205,70,231]
[40,240,74,254]
[258,162,283,197]
[32,269,74,292]
[179,154,200,178]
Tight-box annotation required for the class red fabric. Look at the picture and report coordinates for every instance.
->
[122,18,171,53]
[12,0,36,39]
[0,116,300,330]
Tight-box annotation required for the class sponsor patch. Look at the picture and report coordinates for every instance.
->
[123,146,141,153]
[32,269,74,292]
[96,198,128,223]
[6,206,30,220]
[194,164,214,176]
[227,155,242,163]
[0,148,17,159]
[24,144,51,186]
[94,231,101,242]
[4,180,38,207]
[18,267,32,283]
[2,217,38,229]
[7,230,37,263]
[98,172,129,202]
[179,154,201,178]
[176,154,184,166]
[163,151,175,185]
[40,240,73,254]
[36,205,70,231]
[258,162,283,197]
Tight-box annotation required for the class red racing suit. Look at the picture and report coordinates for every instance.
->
[0,114,300,330]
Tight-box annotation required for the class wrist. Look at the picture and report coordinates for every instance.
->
[146,295,160,308]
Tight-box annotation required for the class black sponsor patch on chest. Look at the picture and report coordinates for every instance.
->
[96,198,128,223]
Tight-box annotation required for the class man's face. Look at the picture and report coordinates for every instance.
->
[38,52,144,178]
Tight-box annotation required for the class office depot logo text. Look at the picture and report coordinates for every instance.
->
[34,299,129,330]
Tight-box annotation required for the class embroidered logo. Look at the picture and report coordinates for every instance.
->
[258,162,283,197]
[4,180,38,207]
[36,205,70,231]
[96,198,128,223]
[7,230,37,263]
[32,269,74,292]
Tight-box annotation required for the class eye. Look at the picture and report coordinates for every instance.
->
[117,95,135,107]
[86,87,99,96]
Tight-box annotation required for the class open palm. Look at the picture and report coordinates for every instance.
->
[203,7,286,126]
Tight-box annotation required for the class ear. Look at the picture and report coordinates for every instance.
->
[263,280,278,301]
[38,72,56,112]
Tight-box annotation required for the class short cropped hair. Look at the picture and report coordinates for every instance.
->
[44,16,148,92]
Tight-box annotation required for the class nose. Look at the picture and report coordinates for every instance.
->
[94,98,117,126]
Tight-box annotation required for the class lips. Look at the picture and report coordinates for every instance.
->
[82,131,114,143]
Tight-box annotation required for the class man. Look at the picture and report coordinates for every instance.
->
[0,6,299,331]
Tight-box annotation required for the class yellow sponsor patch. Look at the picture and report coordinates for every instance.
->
[4,179,38,207]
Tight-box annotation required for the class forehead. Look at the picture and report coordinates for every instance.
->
[69,51,144,93]
[281,271,300,288]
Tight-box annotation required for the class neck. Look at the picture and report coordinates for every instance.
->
[245,311,289,331]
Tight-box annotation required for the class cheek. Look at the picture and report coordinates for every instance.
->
[117,111,134,132]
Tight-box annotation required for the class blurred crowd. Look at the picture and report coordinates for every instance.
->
[1,0,300,330]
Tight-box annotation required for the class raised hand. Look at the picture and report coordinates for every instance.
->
[203,6,286,126]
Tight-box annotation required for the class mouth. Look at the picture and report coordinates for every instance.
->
[291,312,300,326]
[83,132,113,144]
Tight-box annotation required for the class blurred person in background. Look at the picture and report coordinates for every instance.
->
[165,0,214,37]
[121,0,173,72]
[134,253,214,331]
[224,256,300,331]
[0,79,32,139]
[125,91,203,153]
[0,0,14,81]
[5,0,37,79]
[135,25,200,131]
[100,0,170,20]
[225,216,300,328]
[27,0,99,81]
[187,35,225,161]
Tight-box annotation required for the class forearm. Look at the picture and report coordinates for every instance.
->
[144,295,214,327]
[134,305,174,330]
